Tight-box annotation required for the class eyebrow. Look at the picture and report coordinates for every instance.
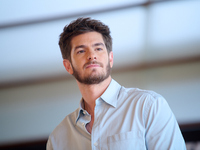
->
[74,42,105,51]
[92,42,105,47]
[74,45,86,51]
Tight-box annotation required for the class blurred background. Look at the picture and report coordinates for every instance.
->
[0,0,200,149]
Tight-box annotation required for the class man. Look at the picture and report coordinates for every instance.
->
[47,17,186,150]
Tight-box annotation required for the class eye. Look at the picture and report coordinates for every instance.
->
[96,48,103,51]
[77,50,85,54]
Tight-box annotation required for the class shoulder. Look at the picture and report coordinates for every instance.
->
[49,108,79,139]
[120,87,169,115]
[120,86,164,103]
[47,108,80,149]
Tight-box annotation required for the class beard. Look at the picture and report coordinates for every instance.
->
[71,61,111,85]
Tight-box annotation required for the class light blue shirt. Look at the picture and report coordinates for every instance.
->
[47,79,186,150]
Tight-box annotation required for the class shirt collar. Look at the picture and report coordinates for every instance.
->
[100,79,121,108]
[76,98,85,123]
[76,79,121,123]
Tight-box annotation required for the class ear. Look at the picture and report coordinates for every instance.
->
[109,51,114,68]
[63,59,73,75]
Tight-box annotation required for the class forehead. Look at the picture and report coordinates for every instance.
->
[71,31,105,47]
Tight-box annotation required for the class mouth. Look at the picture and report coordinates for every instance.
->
[84,61,102,69]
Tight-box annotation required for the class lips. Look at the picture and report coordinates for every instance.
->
[84,61,103,69]
[86,64,100,68]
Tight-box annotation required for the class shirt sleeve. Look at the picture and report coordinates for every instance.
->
[144,95,186,150]
[46,137,53,150]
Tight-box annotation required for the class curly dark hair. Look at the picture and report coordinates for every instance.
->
[59,17,112,61]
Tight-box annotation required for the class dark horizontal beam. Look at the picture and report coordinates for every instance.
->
[180,122,200,142]
[0,55,200,89]
[0,138,47,150]
[0,0,175,29]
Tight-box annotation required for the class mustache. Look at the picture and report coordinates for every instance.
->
[83,61,103,68]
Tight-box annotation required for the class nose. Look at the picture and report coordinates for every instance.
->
[87,51,97,60]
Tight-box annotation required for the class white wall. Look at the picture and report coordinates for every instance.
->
[0,61,200,144]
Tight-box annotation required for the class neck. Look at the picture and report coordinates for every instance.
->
[77,76,112,134]
[77,76,112,111]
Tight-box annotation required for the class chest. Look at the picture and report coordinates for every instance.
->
[89,101,146,150]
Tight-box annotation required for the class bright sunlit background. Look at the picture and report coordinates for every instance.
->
[0,0,200,146]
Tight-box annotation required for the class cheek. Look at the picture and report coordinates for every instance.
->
[71,59,84,70]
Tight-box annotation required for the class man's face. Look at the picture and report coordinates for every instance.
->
[63,31,113,85]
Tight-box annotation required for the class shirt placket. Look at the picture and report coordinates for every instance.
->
[92,98,102,150]
[77,110,91,135]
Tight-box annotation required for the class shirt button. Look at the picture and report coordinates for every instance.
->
[82,123,85,126]
[94,142,98,147]
[83,111,86,115]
